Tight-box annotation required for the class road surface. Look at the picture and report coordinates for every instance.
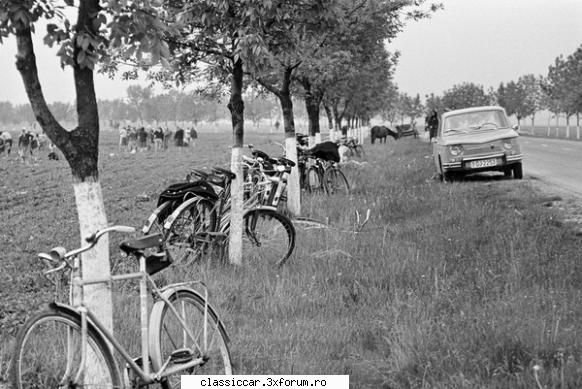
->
[521,136,582,198]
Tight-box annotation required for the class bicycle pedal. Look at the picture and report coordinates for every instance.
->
[170,348,195,364]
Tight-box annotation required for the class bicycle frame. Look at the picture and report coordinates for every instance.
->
[66,252,210,385]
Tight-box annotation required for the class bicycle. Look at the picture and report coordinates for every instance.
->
[11,225,232,389]
[162,166,296,267]
[338,136,365,160]
[298,151,350,195]
[242,144,295,211]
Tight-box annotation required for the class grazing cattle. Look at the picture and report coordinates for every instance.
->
[370,126,399,144]
[395,123,418,138]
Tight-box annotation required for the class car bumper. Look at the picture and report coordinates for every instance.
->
[442,153,523,171]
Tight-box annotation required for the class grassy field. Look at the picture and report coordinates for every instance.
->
[1,130,582,388]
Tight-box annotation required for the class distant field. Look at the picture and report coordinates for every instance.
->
[1,132,582,388]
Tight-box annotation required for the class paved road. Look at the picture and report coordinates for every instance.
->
[521,136,582,197]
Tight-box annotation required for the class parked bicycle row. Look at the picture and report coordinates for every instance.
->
[9,137,358,388]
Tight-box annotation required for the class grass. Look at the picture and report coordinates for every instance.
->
[1,130,582,388]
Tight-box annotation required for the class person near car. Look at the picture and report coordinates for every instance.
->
[428,109,439,142]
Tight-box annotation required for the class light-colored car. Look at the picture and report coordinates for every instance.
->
[432,106,523,181]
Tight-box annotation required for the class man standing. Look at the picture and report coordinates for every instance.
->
[427,109,439,142]
[18,128,33,163]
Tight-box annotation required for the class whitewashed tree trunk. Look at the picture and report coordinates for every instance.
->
[314,132,322,144]
[229,147,243,265]
[331,129,340,141]
[308,135,316,146]
[285,136,301,217]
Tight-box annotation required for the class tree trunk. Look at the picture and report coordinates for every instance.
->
[577,113,580,140]
[530,114,535,135]
[14,0,112,337]
[279,87,300,217]
[332,102,341,132]
[303,81,323,146]
[227,58,244,265]
[323,102,335,140]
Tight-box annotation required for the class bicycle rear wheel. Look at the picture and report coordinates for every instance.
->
[323,167,350,195]
[12,306,120,389]
[164,198,217,264]
[306,166,325,194]
[149,288,232,389]
[243,208,296,266]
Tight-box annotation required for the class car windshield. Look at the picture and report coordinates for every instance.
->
[443,110,509,135]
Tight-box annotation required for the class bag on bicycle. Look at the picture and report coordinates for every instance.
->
[307,141,340,163]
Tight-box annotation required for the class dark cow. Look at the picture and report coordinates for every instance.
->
[370,125,399,144]
[395,123,418,138]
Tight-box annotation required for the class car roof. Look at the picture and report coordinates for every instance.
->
[442,106,507,119]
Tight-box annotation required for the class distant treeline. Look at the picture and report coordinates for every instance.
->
[0,86,308,129]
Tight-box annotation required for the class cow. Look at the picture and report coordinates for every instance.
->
[370,125,399,144]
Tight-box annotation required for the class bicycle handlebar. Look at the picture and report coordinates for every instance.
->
[39,225,136,273]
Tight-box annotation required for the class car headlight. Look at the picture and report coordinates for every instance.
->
[449,145,463,156]
[502,140,513,150]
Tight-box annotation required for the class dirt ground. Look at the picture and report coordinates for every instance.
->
[529,178,582,236]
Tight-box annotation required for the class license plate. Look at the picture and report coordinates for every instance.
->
[468,158,497,169]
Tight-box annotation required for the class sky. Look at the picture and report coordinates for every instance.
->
[0,0,581,105]
[389,0,582,98]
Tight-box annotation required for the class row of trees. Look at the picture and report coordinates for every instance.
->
[0,87,303,129]
[0,0,440,332]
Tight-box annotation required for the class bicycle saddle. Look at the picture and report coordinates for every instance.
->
[119,234,171,276]
[277,157,296,168]
[212,167,236,180]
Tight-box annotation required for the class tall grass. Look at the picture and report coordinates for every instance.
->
[1,132,582,387]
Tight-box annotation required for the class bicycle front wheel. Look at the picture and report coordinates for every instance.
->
[12,306,120,389]
[243,209,296,266]
[323,167,350,195]
[164,198,217,264]
[149,289,232,389]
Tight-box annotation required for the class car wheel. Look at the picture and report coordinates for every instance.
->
[513,162,523,179]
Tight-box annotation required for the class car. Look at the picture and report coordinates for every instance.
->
[432,106,523,181]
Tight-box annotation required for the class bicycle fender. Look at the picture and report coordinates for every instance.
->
[143,201,173,234]
[162,196,206,230]
[44,301,122,379]
[243,205,277,214]
[149,287,230,343]
[46,302,108,337]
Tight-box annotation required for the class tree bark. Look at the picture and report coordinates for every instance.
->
[227,58,244,265]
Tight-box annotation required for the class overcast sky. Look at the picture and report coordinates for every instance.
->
[389,0,582,98]
[0,0,581,105]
